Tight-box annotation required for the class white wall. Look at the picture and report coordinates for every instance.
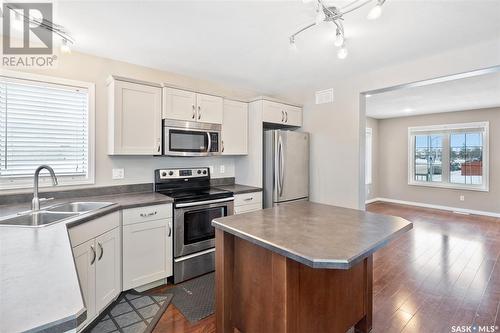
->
[2,51,258,194]
[376,107,500,214]
[300,38,500,210]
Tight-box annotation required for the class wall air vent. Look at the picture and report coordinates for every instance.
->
[315,88,334,105]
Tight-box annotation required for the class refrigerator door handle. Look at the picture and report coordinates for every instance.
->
[278,135,284,197]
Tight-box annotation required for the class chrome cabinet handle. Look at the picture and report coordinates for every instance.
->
[192,105,195,119]
[98,242,103,261]
[244,197,253,201]
[168,220,172,237]
[140,211,157,217]
[198,106,201,119]
[222,140,225,153]
[157,144,161,153]
[285,111,288,123]
[281,110,285,122]
[90,245,96,265]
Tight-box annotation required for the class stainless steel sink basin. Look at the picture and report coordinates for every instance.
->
[0,211,78,227]
[0,201,114,227]
[46,202,114,213]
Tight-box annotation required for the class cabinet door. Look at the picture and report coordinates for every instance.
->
[163,88,196,121]
[122,219,172,290]
[95,227,121,312]
[262,100,286,124]
[196,93,223,124]
[110,80,162,155]
[73,239,96,330]
[222,100,248,155]
[284,105,302,126]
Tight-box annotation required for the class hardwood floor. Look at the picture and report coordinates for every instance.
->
[152,202,500,333]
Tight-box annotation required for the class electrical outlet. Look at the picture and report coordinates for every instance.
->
[209,166,214,174]
[459,195,465,201]
[220,165,225,174]
[112,168,124,180]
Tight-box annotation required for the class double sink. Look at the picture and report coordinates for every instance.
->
[0,202,114,227]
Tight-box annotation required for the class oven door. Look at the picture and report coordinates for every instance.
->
[163,120,221,156]
[174,198,234,257]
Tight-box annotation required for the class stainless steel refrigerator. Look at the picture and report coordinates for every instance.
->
[263,130,309,208]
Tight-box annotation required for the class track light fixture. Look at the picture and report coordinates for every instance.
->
[289,0,387,59]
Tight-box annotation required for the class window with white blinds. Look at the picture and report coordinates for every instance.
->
[0,74,94,188]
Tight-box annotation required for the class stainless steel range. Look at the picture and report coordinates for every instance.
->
[154,168,234,283]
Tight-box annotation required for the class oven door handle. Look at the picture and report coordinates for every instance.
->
[175,197,234,208]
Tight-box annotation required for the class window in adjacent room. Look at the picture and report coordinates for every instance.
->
[408,122,489,191]
[0,72,95,189]
[365,127,373,185]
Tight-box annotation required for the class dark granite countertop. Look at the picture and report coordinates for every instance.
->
[213,183,262,195]
[212,201,412,269]
[0,192,173,333]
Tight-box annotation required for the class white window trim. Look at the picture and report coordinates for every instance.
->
[0,69,95,190]
[408,121,489,192]
[365,127,373,185]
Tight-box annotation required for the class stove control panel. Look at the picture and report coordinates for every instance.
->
[158,168,209,180]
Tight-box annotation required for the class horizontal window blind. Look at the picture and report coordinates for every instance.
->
[0,77,89,179]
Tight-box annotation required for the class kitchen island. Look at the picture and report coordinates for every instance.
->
[212,201,413,333]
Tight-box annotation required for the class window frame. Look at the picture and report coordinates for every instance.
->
[0,70,95,190]
[408,122,489,192]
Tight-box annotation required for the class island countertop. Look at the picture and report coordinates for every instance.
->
[212,201,413,269]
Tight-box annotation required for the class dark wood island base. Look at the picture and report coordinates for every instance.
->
[215,229,373,333]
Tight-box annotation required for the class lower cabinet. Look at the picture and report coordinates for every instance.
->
[234,191,263,214]
[69,212,121,331]
[122,218,173,290]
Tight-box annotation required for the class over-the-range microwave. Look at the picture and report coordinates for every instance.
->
[163,119,221,156]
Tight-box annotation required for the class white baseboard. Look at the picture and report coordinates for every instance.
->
[366,197,500,218]
[365,198,380,204]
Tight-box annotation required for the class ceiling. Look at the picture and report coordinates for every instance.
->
[47,1,500,99]
[365,69,500,119]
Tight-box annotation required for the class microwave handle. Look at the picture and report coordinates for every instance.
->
[206,132,212,153]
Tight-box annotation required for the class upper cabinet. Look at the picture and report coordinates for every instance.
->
[108,76,162,155]
[163,87,223,124]
[222,99,248,155]
[262,100,302,127]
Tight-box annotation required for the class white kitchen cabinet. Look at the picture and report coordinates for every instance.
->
[196,93,223,124]
[122,204,173,290]
[69,212,121,332]
[284,105,302,127]
[222,100,248,155]
[122,219,173,290]
[95,228,121,312]
[262,100,302,127]
[163,87,223,124]
[73,239,96,331]
[108,76,162,155]
[163,87,196,121]
[234,191,262,215]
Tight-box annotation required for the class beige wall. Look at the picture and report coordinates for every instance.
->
[301,38,500,210]
[1,51,259,194]
[376,107,500,214]
[365,117,379,201]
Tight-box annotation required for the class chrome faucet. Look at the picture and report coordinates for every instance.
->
[32,165,58,211]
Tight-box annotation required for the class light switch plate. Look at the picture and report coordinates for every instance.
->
[112,168,124,180]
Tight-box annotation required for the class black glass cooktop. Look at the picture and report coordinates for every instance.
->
[157,187,233,204]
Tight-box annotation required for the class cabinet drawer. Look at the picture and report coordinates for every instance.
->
[122,204,172,226]
[235,203,262,215]
[69,212,120,247]
[234,192,262,207]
